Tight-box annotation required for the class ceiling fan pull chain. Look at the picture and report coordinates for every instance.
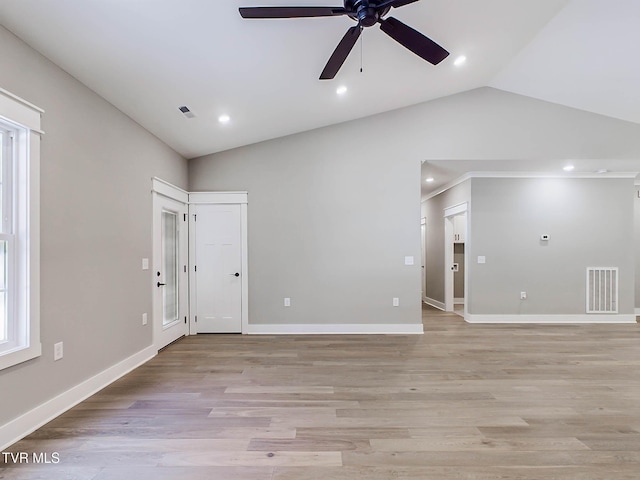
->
[360,26,364,73]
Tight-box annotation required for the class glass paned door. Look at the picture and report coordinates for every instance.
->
[153,190,188,351]
[161,210,179,326]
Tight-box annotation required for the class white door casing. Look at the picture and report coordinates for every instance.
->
[152,181,189,350]
[189,192,248,334]
[443,203,468,316]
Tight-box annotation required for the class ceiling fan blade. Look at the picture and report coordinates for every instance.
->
[319,26,361,80]
[375,0,420,9]
[239,6,347,19]
[379,16,449,65]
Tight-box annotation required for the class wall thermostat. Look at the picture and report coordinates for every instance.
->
[540,234,550,241]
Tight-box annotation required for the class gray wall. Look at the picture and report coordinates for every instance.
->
[0,26,187,426]
[190,127,423,326]
[192,86,640,325]
[469,177,635,315]
[420,181,471,305]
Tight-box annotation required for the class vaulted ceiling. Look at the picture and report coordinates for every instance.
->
[1,1,638,172]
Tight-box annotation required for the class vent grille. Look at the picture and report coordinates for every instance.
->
[586,267,618,313]
[178,105,196,119]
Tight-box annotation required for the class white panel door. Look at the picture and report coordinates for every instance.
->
[153,194,189,350]
[193,204,242,333]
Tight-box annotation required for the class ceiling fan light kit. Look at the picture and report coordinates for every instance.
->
[239,0,449,79]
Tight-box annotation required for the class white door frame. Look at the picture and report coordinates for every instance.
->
[151,178,189,351]
[189,192,249,334]
[443,202,468,316]
[421,217,426,302]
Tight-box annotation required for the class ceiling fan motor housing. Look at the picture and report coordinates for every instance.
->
[345,0,388,27]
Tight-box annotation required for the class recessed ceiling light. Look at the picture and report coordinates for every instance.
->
[563,165,575,172]
[336,85,347,95]
[425,177,435,183]
[218,114,230,124]
[453,55,466,67]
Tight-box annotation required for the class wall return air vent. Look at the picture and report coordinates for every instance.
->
[586,267,618,313]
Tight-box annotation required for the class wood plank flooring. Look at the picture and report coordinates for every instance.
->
[2,306,640,479]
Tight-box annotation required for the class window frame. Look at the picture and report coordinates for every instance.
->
[0,87,42,371]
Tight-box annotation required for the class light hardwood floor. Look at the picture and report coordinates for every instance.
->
[2,306,640,479]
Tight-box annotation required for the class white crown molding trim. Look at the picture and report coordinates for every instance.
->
[423,171,639,202]
[466,171,639,179]
[246,323,424,335]
[0,346,156,451]
[422,174,472,202]
[444,202,468,217]
[423,297,445,310]
[189,191,248,204]
[151,177,188,204]
[0,87,44,134]
[0,87,44,113]
[466,314,636,324]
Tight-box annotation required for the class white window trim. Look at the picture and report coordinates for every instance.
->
[0,87,42,371]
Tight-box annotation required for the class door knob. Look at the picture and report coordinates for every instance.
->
[157,282,166,287]
[230,272,240,277]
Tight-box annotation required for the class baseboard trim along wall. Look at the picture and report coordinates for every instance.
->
[246,323,424,335]
[423,297,445,310]
[466,314,637,324]
[0,346,156,451]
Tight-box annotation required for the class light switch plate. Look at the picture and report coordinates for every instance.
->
[477,256,486,264]
[284,298,291,307]
[393,297,400,307]
[142,258,149,270]
[404,256,414,265]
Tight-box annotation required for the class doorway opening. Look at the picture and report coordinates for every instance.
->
[444,203,468,319]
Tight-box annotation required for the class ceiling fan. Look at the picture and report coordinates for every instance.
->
[239,0,449,80]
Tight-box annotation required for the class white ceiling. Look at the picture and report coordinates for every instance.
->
[1,0,639,195]
[0,0,568,159]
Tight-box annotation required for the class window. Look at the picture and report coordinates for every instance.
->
[0,87,42,370]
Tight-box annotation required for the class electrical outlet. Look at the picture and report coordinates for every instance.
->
[54,342,63,361]
[284,298,291,307]
[393,297,400,307]
[142,313,148,325]
[520,291,527,300]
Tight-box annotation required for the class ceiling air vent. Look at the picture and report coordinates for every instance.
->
[178,106,196,119]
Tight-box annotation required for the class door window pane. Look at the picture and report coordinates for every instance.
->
[161,211,179,326]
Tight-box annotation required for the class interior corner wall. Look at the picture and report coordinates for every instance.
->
[0,26,188,428]
[469,177,635,315]
[420,181,471,306]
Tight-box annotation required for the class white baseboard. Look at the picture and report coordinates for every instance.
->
[0,345,156,451]
[423,297,445,311]
[246,323,424,335]
[466,314,637,324]
[454,298,464,305]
